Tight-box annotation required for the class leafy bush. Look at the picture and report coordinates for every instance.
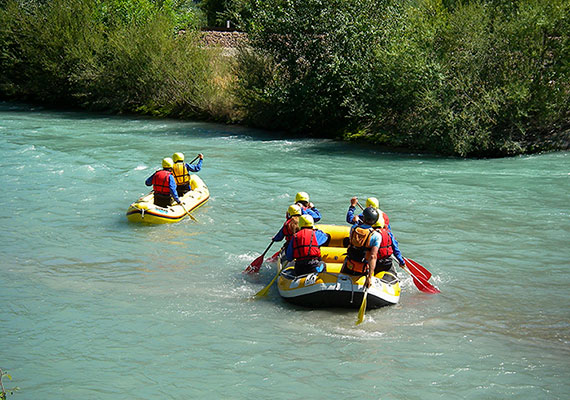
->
[236,0,387,133]
[236,0,569,156]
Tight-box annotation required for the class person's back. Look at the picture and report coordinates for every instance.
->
[345,224,377,274]
[342,207,381,287]
[273,204,301,244]
[286,215,329,276]
[145,157,181,207]
[172,152,203,197]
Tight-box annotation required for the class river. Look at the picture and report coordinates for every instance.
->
[1,102,568,399]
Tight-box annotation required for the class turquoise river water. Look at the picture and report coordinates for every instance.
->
[0,102,569,399]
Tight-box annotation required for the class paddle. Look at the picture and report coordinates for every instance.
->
[356,287,368,325]
[404,257,432,281]
[179,203,198,222]
[265,250,280,263]
[244,241,274,274]
[401,261,440,294]
[189,155,200,164]
[254,258,286,297]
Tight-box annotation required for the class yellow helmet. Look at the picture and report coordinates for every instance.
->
[295,191,310,203]
[366,197,379,209]
[162,157,174,168]
[287,204,302,217]
[299,214,314,228]
[173,152,184,162]
[373,214,386,229]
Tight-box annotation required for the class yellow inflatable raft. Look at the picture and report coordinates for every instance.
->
[276,224,400,309]
[315,224,350,247]
[126,175,209,224]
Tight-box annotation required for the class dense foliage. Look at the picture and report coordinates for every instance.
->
[0,0,568,156]
[0,0,234,119]
[235,0,569,156]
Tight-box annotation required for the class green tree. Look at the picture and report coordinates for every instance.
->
[236,0,569,156]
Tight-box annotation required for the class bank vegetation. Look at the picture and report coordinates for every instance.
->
[1,0,568,157]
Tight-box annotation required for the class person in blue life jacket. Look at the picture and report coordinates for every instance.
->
[172,152,203,197]
[346,196,392,231]
[145,157,181,208]
[286,215,330,276]
[295,191,322,222]
[341,207,382,288]
[273,204,302,245]
[372,214,405,274]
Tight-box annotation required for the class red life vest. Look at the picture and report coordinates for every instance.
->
[380,210,390,228]
[282,217,299,242]
[152,170,172,195]
[172,162,190,185]
[376,227,393,259]
[292,228,321,261]
[345,226,374,274]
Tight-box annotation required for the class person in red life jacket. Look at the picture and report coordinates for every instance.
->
[272,204,302,245]
[145,157,181,208]
[295,191,322,222]
[286,215,330,276]
[341,207,382,288]
[372,214,405,273]
[172,152,203,197]
[346,196,391,231]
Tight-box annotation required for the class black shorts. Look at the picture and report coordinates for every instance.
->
[154,193,172,207]
[176,182,190,197]
[294,258,324,276]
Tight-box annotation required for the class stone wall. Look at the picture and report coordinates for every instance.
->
[201,31,248,48]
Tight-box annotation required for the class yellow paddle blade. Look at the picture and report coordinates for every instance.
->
[254,259,286,298]
[356,291,368,325]
[254,273,278,297]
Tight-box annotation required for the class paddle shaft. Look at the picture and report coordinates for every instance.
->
[356,288,368,325]
[180,203,197,222]
[259,241,274,259]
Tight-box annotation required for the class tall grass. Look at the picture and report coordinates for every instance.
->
[0,0,234,120]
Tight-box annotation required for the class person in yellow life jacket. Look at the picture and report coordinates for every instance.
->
[145,157,181,208]
[286,215,330,276]
[342,207,382,288]
[172,152,203,197]
[272,204,302,245]
[372,215,405,273]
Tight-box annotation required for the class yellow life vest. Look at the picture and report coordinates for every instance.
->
[172,162,190,185]
[345,227,374,274]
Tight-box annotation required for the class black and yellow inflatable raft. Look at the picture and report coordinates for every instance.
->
[276,224,401,309]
